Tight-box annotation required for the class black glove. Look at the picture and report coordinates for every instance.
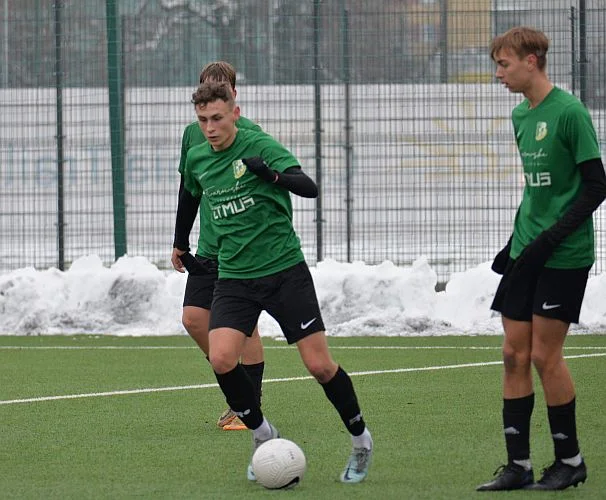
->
[491,236,512,275]
[179,252,206,276]
[242,157,278,183]
[509,232,556,280]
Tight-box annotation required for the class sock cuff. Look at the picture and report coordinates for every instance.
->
[321,365,345,389]
[503,393,535,412]
[242,361,265,373]
[547,397,576,413]
[214,363,245,381]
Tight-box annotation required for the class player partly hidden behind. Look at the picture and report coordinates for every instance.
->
[172,61,265,431]
[173,81,373,484]
[477,26,606,491]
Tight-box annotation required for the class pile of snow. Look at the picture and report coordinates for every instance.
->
[1,255,604,336]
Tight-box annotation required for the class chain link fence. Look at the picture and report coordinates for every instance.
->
[1,0,605,282]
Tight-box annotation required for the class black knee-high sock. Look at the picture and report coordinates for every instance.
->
[214,364,263,429]
[321,366,365,436]
[242,362,264,407]
[547,398,579,460]
[503,393,534,462]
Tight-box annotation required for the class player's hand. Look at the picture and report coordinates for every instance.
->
[179,252,207,275]
[242,157,278,183]
[509,232,555,280]
[171,248,187,273]
[491,236,512,275]
[171,249,206,275]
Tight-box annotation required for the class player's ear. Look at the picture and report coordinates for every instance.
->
[526,53,538,70]
[234,105,241,121]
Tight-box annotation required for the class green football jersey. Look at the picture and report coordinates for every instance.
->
[184,128,305,279]
[511,86,602,268]
[177,116,261,258]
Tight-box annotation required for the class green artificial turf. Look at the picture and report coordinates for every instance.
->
[1,334,604,499]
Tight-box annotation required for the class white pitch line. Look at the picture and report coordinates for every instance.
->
[0,346,200,350]
[0,383,218,406]
[0,345,605,351]
[0,352,604,407]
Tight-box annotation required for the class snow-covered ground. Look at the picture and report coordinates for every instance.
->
[2,255,605,337]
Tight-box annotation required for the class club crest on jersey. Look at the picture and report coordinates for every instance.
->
[232,159,247,179]
[535,121,548,141]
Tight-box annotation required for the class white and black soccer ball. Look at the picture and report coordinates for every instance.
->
[252,438,306,489]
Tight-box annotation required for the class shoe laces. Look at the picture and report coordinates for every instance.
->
[539,461,563,480]
[219,408,234,419]
[253,425,278,450]
[351,447,371,472]
[493,463,521,477]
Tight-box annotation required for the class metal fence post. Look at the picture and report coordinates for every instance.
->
[570,5,577,95]
[105,0,127,259]
[342,5,352,262]
[313,0,323,262]
[578,0,587,105]
[54,0,65,270]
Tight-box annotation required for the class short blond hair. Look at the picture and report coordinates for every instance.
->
[199,61,236,88]
[490,26,549,70]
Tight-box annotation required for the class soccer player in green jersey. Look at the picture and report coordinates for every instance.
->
[171,62,265,431]
[173,81,373,484]
[477,27,606,492]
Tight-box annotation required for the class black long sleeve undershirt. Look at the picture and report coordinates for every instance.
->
[274,166,318,198]
[173,175,200,251]
[544,157,606,245]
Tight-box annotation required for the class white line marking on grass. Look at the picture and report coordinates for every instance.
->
[1,352,603,407]
[327,346,606,351]
[1,345,605,351]
[0,383,219,405]
[0,346,196,350]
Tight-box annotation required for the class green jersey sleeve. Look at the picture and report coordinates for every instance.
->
[183,145,204,198]
[562,103,601,165]
[178,126,191,175]
[178,122,204,175]
[253,133,301,173]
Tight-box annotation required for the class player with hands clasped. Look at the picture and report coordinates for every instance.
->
[478,27,606,492]
[174,81,373,484]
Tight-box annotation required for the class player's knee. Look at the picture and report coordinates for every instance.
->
[181,311,194,332]
[530,348,556,374]
[208,352,238,374]
[182,310,206,335]
[306,360,338,384]
[502,345,530,372]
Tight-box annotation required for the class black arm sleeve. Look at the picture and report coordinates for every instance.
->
[173,174,201,251]
[545,158,606,244]
[178,172,185,199]
[274,167,318,198]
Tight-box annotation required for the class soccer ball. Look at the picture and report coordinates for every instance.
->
[252,438,306,489]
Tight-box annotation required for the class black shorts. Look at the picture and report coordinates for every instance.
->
[182,256,219,310]
[209,261,325,344]
[491,258,591,324]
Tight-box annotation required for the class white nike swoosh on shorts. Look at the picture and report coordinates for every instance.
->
[542,302,561,310]
[300,318,317,329]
